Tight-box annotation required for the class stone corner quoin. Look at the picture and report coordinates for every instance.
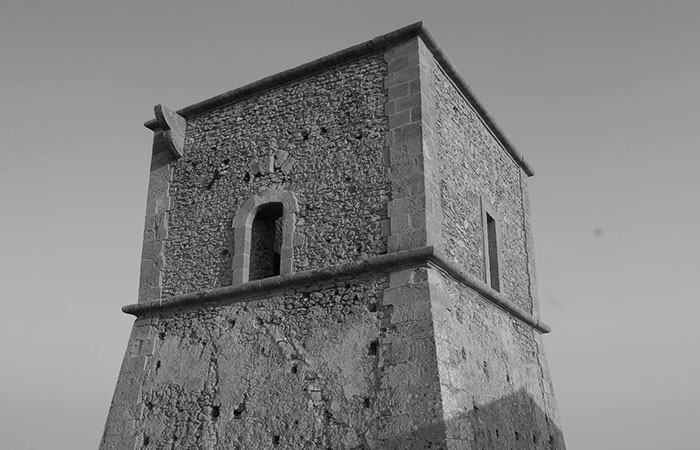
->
[100,23,566,450]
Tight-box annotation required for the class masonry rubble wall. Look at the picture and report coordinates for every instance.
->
[102,268,451,450]
[161,53,391,298]
[428,269,565,450]
[422,43,533,313]
[415,36,565,449]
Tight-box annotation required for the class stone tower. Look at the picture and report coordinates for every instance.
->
[100,23,565,450]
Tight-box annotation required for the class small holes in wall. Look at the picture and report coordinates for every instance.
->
[233,402,246,419]
[211,406,220,419]
[143,436,150,446]
[272,435,280,446]
[514,431,520,441]
[368,340,379,356]
[222,158,230,165]
[301,129,310,140]
[323,409,333,424]
[206,169,222,190]
[320,126,327,135]
[362,397,371,408]
[367,303,377,313]
[221,249,230,256]
[291,364,298,374]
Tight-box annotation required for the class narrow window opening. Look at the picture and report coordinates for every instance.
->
[249,202,283,281]
[485,212,500,292]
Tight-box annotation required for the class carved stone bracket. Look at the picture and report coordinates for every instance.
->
[154,104,186,159]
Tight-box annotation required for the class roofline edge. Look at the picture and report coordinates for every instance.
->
[143,22,535,176]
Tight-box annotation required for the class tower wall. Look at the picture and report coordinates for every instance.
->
[158,53,391,298]
[414,36,565,448]
[101,23,564,450]
[421,40,532,312]
[429,270,565,449]
[108,273,437,449]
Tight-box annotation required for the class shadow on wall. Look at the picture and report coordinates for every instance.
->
[388,388,565,450]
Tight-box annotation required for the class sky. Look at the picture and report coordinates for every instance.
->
[1,1,698,448]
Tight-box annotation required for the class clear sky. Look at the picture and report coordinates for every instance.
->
[1,1,698,448]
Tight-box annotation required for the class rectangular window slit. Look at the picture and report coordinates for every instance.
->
[485,212,500,292]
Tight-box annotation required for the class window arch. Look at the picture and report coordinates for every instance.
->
[231,189,298,285]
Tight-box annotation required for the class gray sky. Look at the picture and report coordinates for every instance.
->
[1,1,698,448]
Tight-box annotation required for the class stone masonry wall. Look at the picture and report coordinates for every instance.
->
[426,53,532,312]
[161,53,390,298]
[102,270,448,450]
[428,270,565,450]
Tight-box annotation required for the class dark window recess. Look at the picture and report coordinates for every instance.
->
[485,212,500,292]
[249,203,283,281]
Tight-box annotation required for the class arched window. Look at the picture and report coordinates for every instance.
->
[231,190,298,286]
[249,202,283,280]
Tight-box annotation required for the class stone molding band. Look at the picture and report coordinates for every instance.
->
[142,22,534,177]
[122,246,551,334]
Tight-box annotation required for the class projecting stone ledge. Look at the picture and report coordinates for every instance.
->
[122,246,551,334]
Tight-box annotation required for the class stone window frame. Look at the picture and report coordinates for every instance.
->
[231,189,299,286]
[480,197,502,293]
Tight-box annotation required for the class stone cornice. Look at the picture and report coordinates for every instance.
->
[143,22,535,177]
[122,246,551,334]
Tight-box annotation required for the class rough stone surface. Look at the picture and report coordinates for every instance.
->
[103,271,449,449]
[429,270,565,449]
[160,53,390,298]
[141,277,388,450]
[426,50,532,312]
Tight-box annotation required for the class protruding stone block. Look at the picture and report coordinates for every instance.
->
[154,104,186,159]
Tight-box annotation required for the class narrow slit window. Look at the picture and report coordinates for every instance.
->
[249,202,283,281]
[485,212,500,292]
